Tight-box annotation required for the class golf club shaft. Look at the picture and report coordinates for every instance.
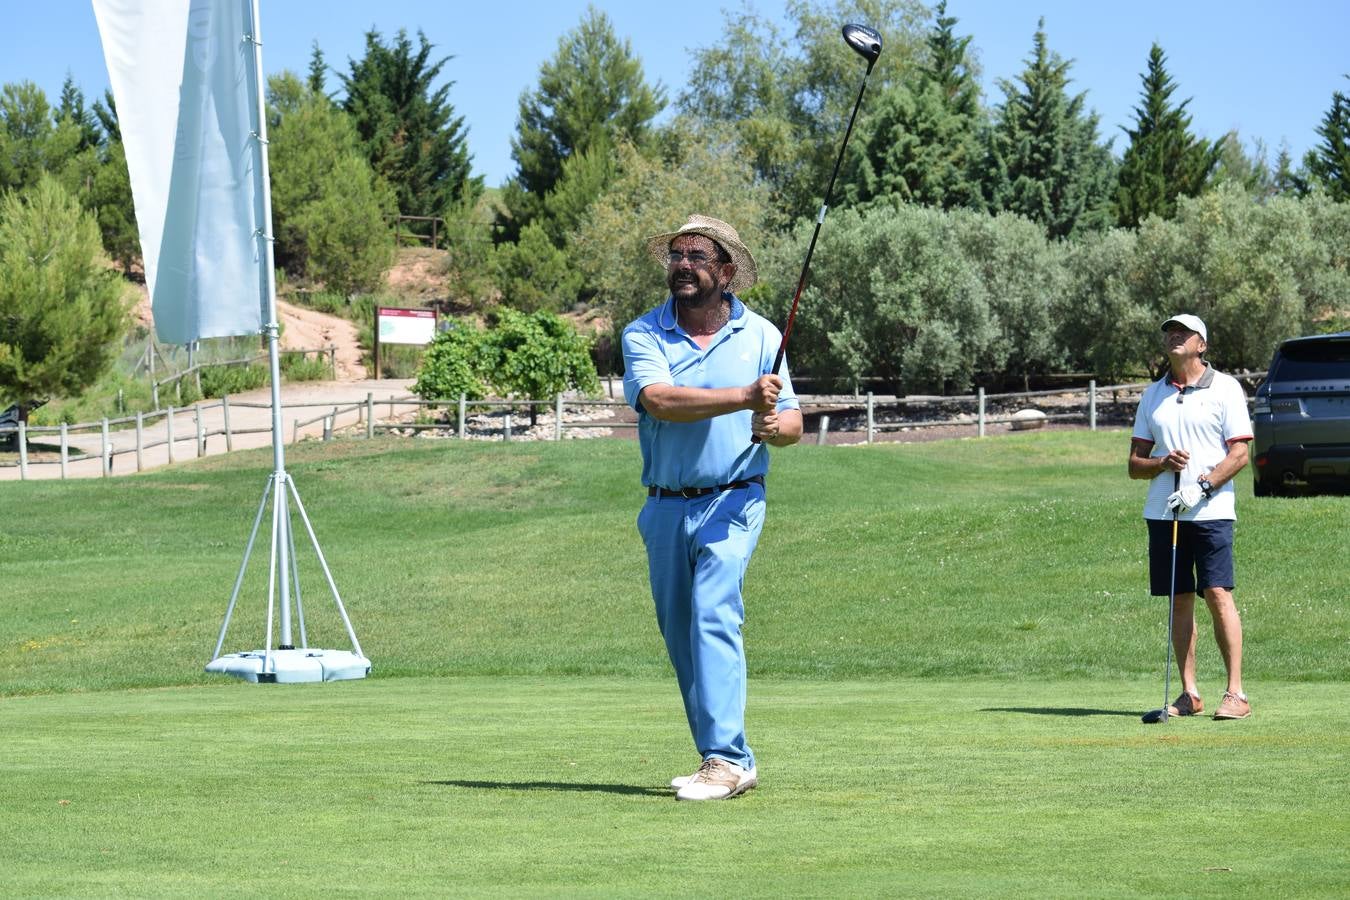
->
[752,49,876,446]
[770,57,876,378]
[1163,471,1180,715]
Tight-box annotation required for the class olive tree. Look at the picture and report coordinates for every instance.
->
[574,132,772,366]
[754,202,994,393]
[1131,184,1322,371]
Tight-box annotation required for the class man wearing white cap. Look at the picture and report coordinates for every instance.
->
[1128,314,1254,720]
[622,214,803,799]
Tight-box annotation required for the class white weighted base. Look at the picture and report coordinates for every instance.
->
[206,648,371,683]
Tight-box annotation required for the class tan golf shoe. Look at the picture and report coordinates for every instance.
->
[1213,691,1251,720]
[674,757,757,801]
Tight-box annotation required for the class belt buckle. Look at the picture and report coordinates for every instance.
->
[680,486,702,499]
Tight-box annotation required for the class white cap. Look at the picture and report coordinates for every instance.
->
[1161,314,1207,342]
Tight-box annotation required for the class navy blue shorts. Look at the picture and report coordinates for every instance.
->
[1146,519,1235,596]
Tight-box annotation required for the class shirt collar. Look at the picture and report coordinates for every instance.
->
[1168,362,1216,392]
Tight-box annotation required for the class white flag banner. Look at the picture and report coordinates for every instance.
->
[93,0,266,344]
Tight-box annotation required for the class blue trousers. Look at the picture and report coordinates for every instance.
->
[637,483,766,771]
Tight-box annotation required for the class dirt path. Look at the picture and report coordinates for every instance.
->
[132,290,368,381]
[275,299,366,380]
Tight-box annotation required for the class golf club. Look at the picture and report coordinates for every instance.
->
[753,22,881,443]
[1142,471,1182,724]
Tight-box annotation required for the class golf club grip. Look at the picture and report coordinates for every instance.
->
[1171,470,1181,544]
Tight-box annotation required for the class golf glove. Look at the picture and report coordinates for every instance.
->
[1166,484,1204,513]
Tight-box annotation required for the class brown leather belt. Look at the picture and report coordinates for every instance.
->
[647,474,764,499]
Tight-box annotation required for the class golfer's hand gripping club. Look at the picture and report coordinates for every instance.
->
[751,410,780,442]
[745,374,782,442]
[744,375,782,412]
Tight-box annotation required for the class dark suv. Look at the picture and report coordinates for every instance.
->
[1252,332,1350,496]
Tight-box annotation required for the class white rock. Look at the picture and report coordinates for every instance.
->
[1009,408,1047,431]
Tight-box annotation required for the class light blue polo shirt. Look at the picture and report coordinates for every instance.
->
[621,294,799,490]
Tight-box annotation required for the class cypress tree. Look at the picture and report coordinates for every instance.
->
[56,76,102,152]
[1114,44,1221,227]
[501,8,664,243]
[843,1,984,211]
[922,1,980,120]
[306,43,328,98]
[1273,145,1303,195]
[340,29,479,217]
[1304,76,1350,202]
[981,20,1115,239]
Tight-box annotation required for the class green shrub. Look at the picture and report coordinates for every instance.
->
[413,322,488,401]
[193,364,266,399]
[373,344,424,379]
[482,308,600,418]
[280,353,331,382]
[290,289,353,318]
[1061,228,1153,380]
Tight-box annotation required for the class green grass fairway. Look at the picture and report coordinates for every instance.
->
[4,677,1347,897]
[3,432,1348,895]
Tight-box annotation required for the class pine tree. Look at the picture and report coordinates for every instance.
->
[1,81,80,193]
[339,29,479,217]
[0,176,128,415]
[981,20,1115,239]
[56,76,102,152]
[306,43,328,97]
[1273,144,1303,195]
[1212,132,1275,199]
[268,72,395,291]
[91,89,119,144]
[502,7,664,242]
[843,1,984,211]
[922,1,980,119]
[1113,44,1221,228]
[1304,76,1350,202]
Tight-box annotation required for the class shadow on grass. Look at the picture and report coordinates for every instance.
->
[425,779,668,797]
[981,707,1141,718]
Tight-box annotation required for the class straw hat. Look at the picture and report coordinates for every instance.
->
[645,214,758,294]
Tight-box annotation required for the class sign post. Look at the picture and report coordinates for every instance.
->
[375,307,438,379]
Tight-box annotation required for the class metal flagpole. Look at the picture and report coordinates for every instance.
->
[206,0,369,683]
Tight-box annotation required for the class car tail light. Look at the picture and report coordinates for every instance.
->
[1254,455,1267,468]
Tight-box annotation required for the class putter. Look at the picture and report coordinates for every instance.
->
[1142,471,1182,724]
[753,23,881,443]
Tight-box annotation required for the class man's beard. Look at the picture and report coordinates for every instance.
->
[670,274,722,308]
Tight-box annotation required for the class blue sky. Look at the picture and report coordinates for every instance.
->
[7,1,1348,188]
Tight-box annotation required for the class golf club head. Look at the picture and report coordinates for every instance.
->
[1141,707,1169,725]
[842,23,883,64]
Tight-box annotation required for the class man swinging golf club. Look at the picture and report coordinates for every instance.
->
[1129,314,1254,722]
[621,215,803,800]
